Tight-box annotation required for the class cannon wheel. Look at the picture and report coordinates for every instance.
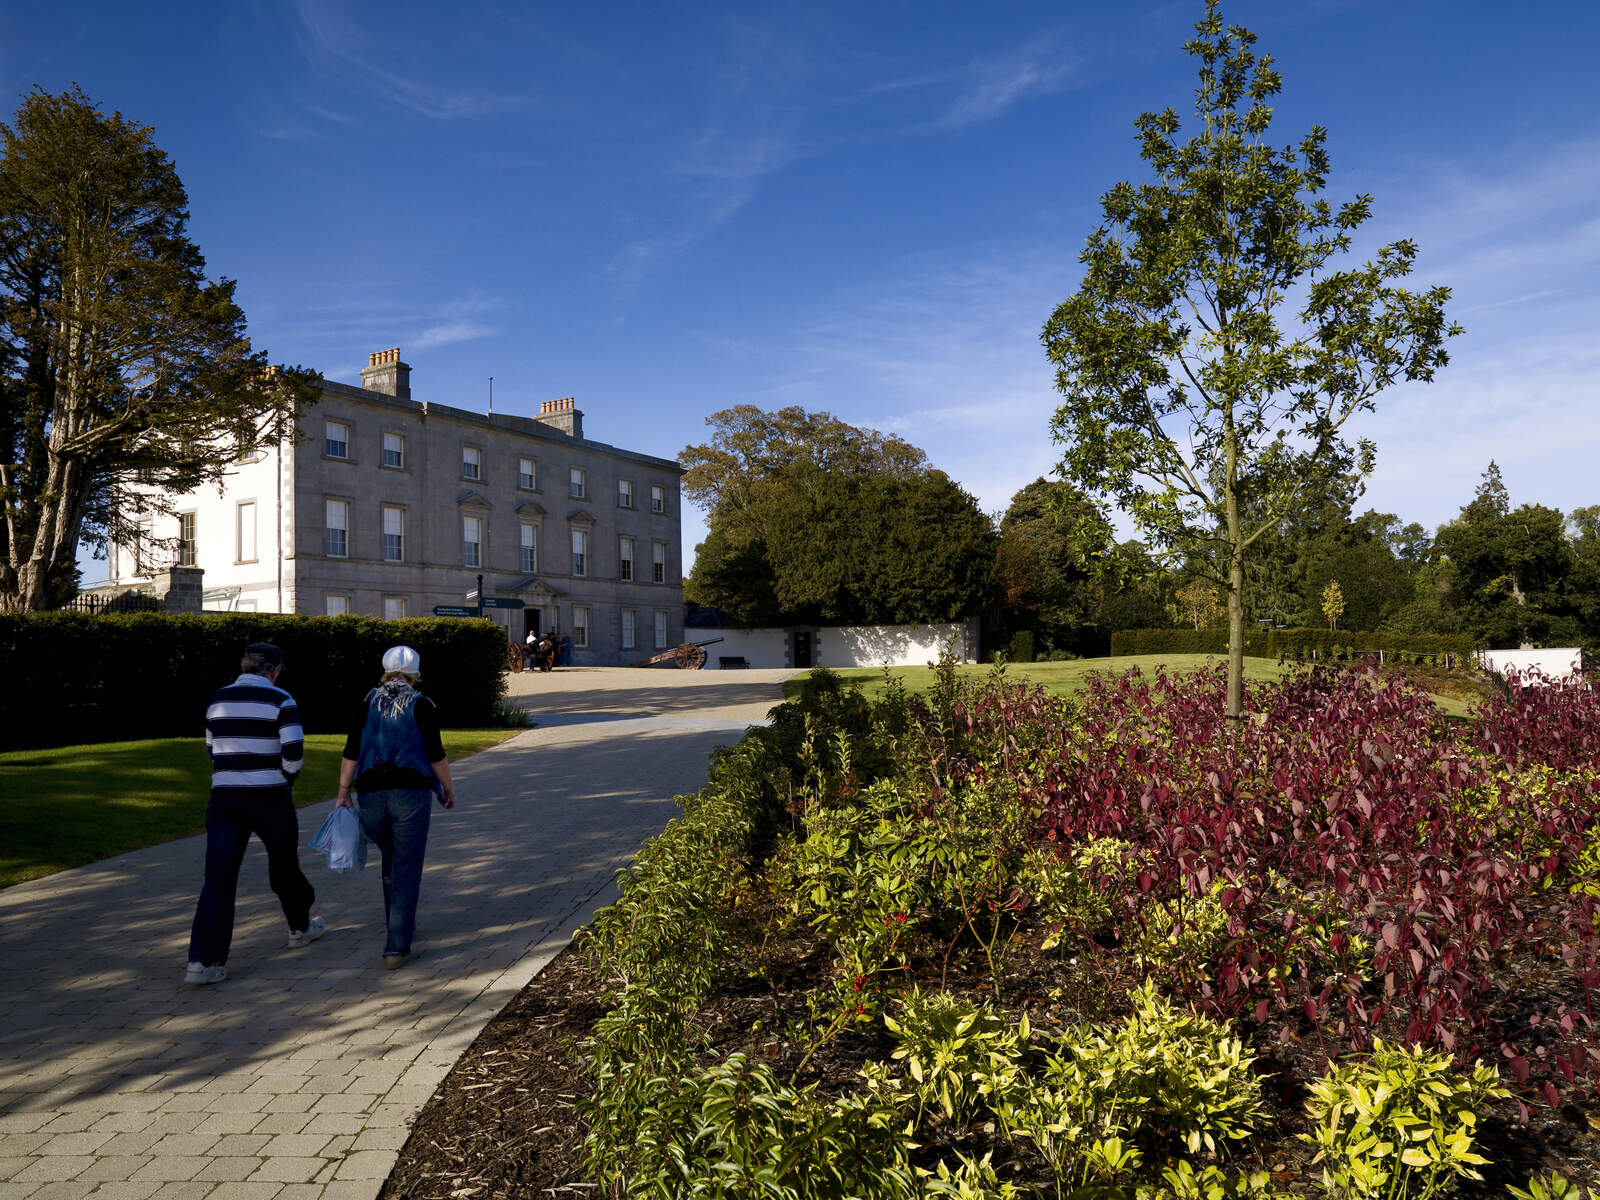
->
[674,643,708,670]
[506,643,524,673]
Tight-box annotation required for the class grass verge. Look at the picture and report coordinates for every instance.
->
[0,728,521,889]
[787,653,1480,719]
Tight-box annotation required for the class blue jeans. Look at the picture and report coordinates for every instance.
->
[355,788,433,956]
[188,788,315,966]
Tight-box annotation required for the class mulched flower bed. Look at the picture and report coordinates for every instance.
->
[382,917,1600,1199]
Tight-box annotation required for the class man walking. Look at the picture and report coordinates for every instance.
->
[185,642,325,986]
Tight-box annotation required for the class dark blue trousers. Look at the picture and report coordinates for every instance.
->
[187,787,316,966]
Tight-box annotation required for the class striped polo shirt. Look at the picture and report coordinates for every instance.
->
[205,673,304,797]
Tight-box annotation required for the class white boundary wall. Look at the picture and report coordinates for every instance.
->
[704,618,978,669]
[1479,647,1582,683]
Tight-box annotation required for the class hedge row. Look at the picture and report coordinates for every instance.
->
[1109,626,1479,664]
[0,612,509,750]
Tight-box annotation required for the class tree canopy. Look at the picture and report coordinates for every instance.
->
[0,86,315,611]
[683,408,992,628]
[1041,1,1458,715]
[993,478,1117,655]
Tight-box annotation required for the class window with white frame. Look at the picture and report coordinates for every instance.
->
[325,420,350,459]
[651,484,666,513]
[519,457,537,489]
[618,536,634,581]
[325,499,349,558]
[462,445,482,480]
[621,608,637,650]
[384,596,407,620]
[382,432,405,469]
[177,512,196,566]
[570,467,586,499]
[382,505,405,562]
[652,540,667,584]
[520,522,538,572]
[463,515,483,567]
[573,606,590,649]
[618,478,633,508]
[653,610,668,650]
[571,528,588,577]
[236,500,257,563]
[326,594,351,616]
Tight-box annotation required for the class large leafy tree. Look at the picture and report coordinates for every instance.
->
[683,408,992,627]
[1041,2,1459,718]
[0,86,314,612]
[1434,463,1576,649]
[994,478,1116,654]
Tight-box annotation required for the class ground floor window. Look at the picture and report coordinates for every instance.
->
[653,609,668,649]
[621,607,636,650]
[384,595,407,620]
[326,594,350,616]
[573,605,590,649]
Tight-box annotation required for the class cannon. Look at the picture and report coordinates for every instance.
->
[634,636,724,670]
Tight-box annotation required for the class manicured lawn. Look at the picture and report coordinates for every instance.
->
[788,653,1478,719]
[0,729,520,889]
[787,653,1290,701]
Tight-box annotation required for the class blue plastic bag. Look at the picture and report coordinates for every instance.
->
[309,806,368,872]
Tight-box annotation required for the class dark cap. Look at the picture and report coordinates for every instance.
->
[245,642,284,667]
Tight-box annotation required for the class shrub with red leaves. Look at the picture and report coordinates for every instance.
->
[1005,661,1600,1111]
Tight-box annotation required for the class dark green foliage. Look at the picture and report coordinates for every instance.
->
[683,406,994,628]
[0,86,318,611]
[1108,625,1476,664]
[1008,629,1035,665]
[0,612,507,749]
[993,479,1116,656]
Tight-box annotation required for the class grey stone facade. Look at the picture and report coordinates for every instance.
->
[106,349,684,665]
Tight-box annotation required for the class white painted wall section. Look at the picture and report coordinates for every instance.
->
[1479,647,1582,683]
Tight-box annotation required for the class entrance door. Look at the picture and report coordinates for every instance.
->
[793,631,812,668]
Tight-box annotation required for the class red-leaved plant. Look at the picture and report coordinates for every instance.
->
[996,661,1600,1113]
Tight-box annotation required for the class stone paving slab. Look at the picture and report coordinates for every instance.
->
[0,667,793,1198]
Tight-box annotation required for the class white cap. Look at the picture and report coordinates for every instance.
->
[382,645,421,675]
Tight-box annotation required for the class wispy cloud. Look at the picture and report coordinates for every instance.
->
[936,29,1085,130]
[412,320,496,351]
[289,0,528,121]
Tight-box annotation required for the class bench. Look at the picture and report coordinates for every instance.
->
[718,656,749,669]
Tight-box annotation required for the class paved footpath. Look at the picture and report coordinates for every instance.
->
[0,667,794,1200]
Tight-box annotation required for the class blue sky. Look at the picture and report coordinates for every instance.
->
[8,1,1597,578]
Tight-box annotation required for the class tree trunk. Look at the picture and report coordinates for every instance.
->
[1227,542,1245,720]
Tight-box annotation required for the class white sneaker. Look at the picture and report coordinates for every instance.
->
[184,962,226,986]
[286,916,326,949]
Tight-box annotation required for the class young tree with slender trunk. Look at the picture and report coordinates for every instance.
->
[0,86,315,612]
[1042,2,1459,719]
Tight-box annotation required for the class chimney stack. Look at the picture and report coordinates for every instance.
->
[535,396,583,439]
[361,347,411,401]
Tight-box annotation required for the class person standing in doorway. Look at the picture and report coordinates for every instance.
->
[185,642,324,986]
[335,645,456,970]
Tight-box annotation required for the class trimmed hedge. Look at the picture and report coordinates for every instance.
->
[0,612,508,750]
[1110,625,1478,665]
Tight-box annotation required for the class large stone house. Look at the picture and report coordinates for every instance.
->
[102,349,684,665]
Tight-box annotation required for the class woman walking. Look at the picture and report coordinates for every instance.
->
[336,645,456,970]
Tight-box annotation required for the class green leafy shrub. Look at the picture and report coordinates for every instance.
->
[922,1152,1022,1199]
[1302,1039,1507,1200]
[884,988,1028,1122]
[1510,1173,1600,1200]
[1019,838,1137,950]
[614,1053,917,1200]
[0,610,508,748]
[1009,630,1035,666]
[1041,982,1265,1158]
